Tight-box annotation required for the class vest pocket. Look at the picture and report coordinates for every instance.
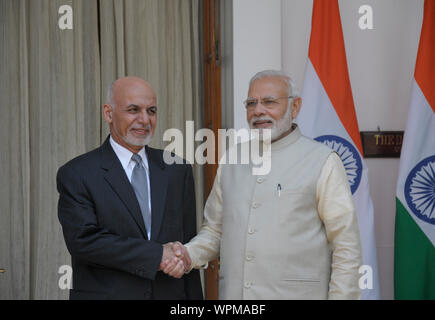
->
[280,277,326,299]
[278,187,312,196]
[282,278,321,285]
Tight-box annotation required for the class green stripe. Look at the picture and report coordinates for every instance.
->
[395,198,435,299]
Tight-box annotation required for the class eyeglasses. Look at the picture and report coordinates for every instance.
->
[243,96,295,109]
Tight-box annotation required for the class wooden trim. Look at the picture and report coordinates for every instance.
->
[202,0,221,300]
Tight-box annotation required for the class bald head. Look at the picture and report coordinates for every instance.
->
[107,77,156,108]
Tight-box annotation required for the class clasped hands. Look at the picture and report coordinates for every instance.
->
[159,242,191,278]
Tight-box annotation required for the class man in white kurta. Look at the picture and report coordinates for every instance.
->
[172,70,362,299]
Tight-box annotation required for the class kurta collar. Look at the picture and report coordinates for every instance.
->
[270,123,302,152]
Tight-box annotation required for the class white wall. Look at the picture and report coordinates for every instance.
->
[232,0,424,299]
[232,0,282,132]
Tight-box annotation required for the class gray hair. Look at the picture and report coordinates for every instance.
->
[106,81,115,107]
[248,70,300,97]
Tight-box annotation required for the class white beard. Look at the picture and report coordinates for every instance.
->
[249,105,293,141]
[122,124,153,146]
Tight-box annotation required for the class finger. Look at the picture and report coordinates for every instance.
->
[167,259,183,276]
[184,252,192,268]
[159,259,168,271]
[162,243,174,260]
[169,260,185,278]
[166,261,183,278]
[163,257,179,274]
[163,260,177,274]
[172,242,183,257]
[177,244,191,269]
[163,242,173,251]
[183,258,191,272]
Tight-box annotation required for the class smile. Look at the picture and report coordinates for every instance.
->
[130,128,149,136]
[253,120,273,128]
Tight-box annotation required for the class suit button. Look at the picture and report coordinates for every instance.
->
[257,177,264,184]
[246,254,253,261]
[248,227,255,234]
[244,281,252,289]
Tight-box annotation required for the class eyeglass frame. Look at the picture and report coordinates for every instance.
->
[243,96,296,109]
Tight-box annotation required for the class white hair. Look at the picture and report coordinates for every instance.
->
[106,81,115,107]
[248,70,300,97]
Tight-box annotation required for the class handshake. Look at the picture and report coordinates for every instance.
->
[159,242,192,278]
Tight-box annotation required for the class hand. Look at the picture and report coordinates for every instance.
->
[159,242,184,277]
[159,242,191,278]
[172,241,192,272]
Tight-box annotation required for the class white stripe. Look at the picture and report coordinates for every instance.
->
[397,80,435,245]
[297,60,354,142]
[298,58,380,299]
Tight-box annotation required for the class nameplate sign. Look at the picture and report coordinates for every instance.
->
[360,131,404,158]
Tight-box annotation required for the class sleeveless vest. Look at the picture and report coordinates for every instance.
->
[218,127,333,299]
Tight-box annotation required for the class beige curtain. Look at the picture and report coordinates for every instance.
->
[99,0,204,234]
[0,0,101,300]
[0,0,31,300]
[0,0,203,299]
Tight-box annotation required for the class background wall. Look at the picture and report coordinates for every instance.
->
[231,0,424,299]
[232,0,282,132]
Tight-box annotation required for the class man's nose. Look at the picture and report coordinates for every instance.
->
[137,109,150,124]
[253,101,267,116]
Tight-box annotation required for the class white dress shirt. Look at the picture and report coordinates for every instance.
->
[110,136,152,239]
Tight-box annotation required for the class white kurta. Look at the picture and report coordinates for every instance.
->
[186,126,362,299]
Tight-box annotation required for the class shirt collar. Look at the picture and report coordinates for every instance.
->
[109,136,149,171]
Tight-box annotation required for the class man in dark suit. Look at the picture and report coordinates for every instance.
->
[56,76,203,300]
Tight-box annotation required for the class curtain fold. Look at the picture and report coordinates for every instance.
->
[1,0,101,299]
[0,0,31,300]
[27,0,101,299]
[99,0,204,233]
[0,0,203,299]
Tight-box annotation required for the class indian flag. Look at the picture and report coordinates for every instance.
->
[394,0,435,300]
[297,0,380,299]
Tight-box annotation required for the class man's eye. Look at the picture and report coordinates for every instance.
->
[246,101,257,107]
[263,99,276,105]
[128,108,138,113]
[148,107,157,115]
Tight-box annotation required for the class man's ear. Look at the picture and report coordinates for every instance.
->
[103,104,113,124]
[291,97,302,119]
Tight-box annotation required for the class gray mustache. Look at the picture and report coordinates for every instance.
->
[250,117,276,126]
[130,124,152,130]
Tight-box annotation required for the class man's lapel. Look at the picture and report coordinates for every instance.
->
[100,137,148,239]
[146,146,168,241]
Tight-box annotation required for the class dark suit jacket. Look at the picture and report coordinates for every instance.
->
[56,136,203,300]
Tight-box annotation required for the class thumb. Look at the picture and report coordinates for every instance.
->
[173,242,183,256]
